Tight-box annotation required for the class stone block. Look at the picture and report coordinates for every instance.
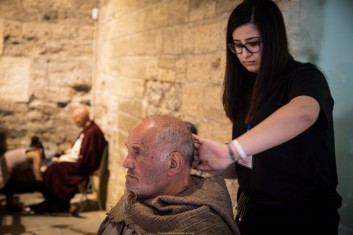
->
[175,58,186,81]
[0,20,3,55]
[118,98,143,118]
[215,0,242,15]
[193,22,223,53]
[107,161,126,207]
[0,57,31,102]
[198,120,232,143]
[201,85,228,122]
[165,84,182,111]
[28,100,57,114]
[34,86,73,105]
[108,13,141,38]
[189,0,216,22]
[93,94,119,132]
[182,26,195,54]
[118,112,139,135]
[180,84,204,117]
[77,26,95,41]
[68,59,93,91]
[113,76,144,99]
[22,23,51,40]
[145,58,158,79]
[162,26,184,55]
[182,22,223,54]
[143,2,168,30]
[109,0,160,18]
[145,80,169,106]
[209,54,225,84]
[46,24,78,41]
[166,0,189,25]
[143,80,181,112]
[109,57,148,78]
[157,56,177,82]
[185,54,215,82]
[111,31,163,57]
[47,59,76,74]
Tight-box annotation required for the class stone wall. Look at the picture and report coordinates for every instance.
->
[0,0,97,150]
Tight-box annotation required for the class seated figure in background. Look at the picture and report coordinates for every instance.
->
[50,131,84,163]
[24,105,106,214]
[97,115,239,235]
[0,136,48,211]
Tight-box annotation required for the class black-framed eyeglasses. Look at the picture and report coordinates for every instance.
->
[227,40,262,54]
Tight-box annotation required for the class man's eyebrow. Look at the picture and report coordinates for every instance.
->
[131,145,142,152]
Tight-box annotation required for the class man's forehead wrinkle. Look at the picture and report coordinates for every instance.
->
[128,132,145,147]
[125,120,162,156]
[128,128,152,151]
[141,121,160,139]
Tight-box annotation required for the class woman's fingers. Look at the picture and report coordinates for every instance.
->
[196,161,210,171]
[192,134,202,145]
[192,134,202,168]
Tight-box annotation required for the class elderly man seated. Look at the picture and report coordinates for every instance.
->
[23,105,106,214]
[97,115,239,235]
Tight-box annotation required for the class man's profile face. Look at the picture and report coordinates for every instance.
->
[72,113,85,128]
[122,121,169,198]
[71,108,88,128]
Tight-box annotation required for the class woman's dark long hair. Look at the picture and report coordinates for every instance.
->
[29,136,45,159]
[30,136,43,149]
[223,0,293,123]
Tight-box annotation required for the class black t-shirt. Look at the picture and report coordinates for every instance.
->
[233,61,341,209]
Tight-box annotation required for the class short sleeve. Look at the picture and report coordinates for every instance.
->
[287,63,334,130]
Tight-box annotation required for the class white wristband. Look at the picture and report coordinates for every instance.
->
[231,139,247,159]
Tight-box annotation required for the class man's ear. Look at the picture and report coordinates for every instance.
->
[168,152,183,176]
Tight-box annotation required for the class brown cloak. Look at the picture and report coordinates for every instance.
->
[97,175,240,235]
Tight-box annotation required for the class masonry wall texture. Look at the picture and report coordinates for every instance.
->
[0,0,300,211]
[0,0,97,151]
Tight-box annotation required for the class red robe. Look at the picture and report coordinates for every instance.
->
[43,121,106,212]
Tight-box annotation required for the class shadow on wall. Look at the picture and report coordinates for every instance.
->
[296,0,325,63]
[335,111,353,233]
[315,0,353,233]
[297,0,353,233]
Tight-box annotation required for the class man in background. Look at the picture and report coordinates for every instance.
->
[24,105,106,214]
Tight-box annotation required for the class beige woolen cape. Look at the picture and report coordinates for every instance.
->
[97,175,240,235]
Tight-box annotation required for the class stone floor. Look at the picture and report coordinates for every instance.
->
[0,192,107,235]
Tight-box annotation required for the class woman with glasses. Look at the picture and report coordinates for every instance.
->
[193,0,341,234]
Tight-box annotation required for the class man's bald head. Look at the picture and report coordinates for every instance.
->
[72,106,91,128]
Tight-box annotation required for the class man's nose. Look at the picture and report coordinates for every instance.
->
[122,154,133,169]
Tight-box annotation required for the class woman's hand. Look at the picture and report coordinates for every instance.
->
[192,134,234,171]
